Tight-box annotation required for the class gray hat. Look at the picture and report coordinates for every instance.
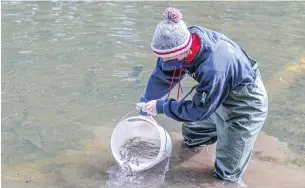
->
[151,7,192,58]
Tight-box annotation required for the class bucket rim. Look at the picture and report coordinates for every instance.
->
[117,116,158,127]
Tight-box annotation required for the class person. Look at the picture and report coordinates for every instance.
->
[139,7,268,183]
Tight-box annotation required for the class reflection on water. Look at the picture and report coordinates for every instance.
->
[1,1,305,188]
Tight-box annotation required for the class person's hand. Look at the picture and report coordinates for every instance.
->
[142,100,157,116]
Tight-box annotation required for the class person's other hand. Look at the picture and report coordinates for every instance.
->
[142,100,157,116]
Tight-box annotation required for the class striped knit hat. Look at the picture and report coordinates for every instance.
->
[151,7,191,58]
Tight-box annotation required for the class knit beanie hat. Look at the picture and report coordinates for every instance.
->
[151,7,192,58]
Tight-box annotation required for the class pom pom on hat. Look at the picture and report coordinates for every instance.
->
[162,7,182,23]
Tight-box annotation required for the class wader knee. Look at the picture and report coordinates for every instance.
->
[182,122,217,148]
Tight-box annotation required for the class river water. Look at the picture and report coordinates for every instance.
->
[1,1,305,188]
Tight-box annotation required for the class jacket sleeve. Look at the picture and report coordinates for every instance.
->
[139,58,186,116]
[156,70,230,122]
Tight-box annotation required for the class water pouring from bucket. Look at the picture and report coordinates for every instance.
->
[111,114,172,172]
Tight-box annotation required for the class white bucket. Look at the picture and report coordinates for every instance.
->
[111,116,172,172]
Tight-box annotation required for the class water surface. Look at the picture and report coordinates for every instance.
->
[2,1,305,188]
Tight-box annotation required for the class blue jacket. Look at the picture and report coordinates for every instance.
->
[140,26,258,122]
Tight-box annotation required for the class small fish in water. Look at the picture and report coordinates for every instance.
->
[119,137,160,169]
[83,65,97,95]
[131,65,144,78]
[113,65,144,79]
[25,180,31,183]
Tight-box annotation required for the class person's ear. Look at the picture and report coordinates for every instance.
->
[188,49,192,55]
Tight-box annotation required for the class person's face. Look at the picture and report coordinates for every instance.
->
[162,51,189,62]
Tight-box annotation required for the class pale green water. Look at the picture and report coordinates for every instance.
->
[1,1,305,188]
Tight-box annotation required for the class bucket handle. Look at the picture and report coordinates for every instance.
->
[119,108,138,123]
[118,102,147,123]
